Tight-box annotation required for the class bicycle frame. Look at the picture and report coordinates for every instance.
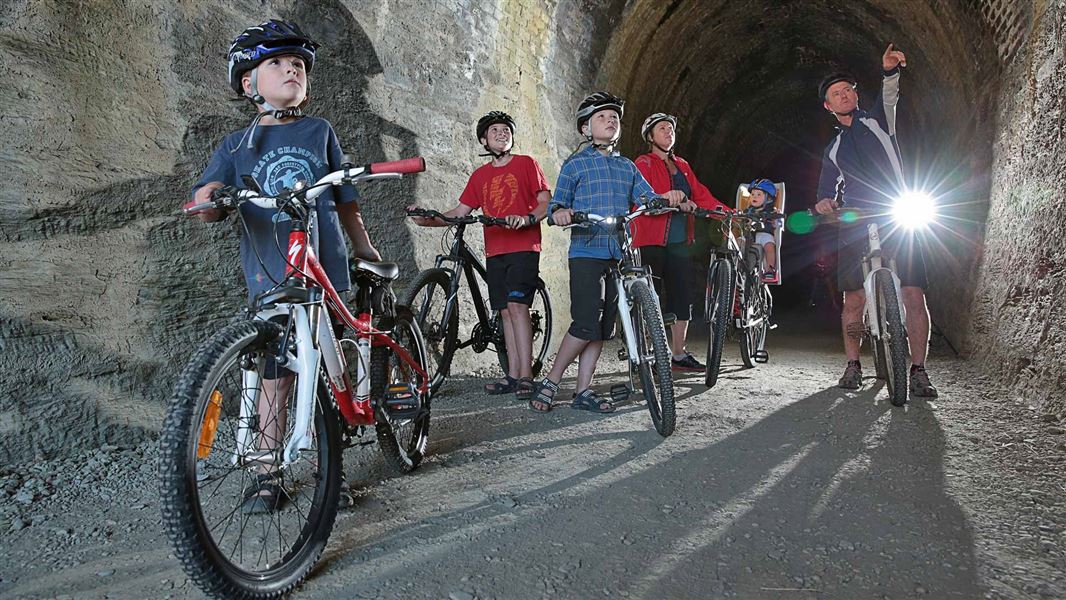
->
[571,208,664,369]
[189,162,430,468]
[433,226,496,351]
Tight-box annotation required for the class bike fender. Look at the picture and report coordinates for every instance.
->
[863,267,905,338]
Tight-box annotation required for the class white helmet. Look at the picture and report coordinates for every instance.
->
[641,113,677,142]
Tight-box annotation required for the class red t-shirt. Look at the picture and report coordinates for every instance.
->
[459,154,549,256]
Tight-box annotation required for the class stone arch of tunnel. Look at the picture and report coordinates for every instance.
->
[594,0,1002,345]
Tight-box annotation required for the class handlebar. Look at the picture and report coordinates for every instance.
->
[545,196,673,227]
[183,156,425,217]
[405,208,509,227]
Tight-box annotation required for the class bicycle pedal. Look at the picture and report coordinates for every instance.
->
[383,383,420,417]
[609,383,632,403]
[662,312,677,327]
[617,347,629,361]
[753,350,769,363]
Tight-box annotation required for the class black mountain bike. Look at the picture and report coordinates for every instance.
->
[699,208,783,387]
[403,208,552,395]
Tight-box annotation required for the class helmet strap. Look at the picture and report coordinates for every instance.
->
[651,140,674,157]
[230,106,306,154]
[587,130,620,154]
[478,147,510,159]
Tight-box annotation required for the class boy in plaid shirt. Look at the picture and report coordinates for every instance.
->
[530,92,685,414]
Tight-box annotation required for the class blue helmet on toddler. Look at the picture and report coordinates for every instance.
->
[747,178,777,200]
[227,20,318,96]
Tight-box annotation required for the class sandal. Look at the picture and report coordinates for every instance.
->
[515,377,536,401]
[529,378,559,413]
[242,471,286,514]
[571,389,615,414]
[484,375,518,395]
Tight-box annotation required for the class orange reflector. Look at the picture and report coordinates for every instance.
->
[197,390,223,459]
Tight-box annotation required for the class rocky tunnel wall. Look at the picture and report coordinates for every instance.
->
[0,0,1062,463]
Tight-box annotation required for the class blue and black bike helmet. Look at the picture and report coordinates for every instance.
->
[227,20,319,96]
[747,178,778,200]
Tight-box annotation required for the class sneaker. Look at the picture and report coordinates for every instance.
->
[837,361,862,389]
[762,267,777,282]
[671,353,705,372]
[909,364,939,398]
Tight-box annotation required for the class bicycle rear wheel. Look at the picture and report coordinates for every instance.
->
[373,306,432,473]
[402,268,458,396]
[874,270,909,406]
[705,259,734,388]
[739,274,770,368]
[495,278,553,378]
[630,280,675,437]
[160,320,341,599]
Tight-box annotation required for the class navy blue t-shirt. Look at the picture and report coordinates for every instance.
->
[193,117,358,300]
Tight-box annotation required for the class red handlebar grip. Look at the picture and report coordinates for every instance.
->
[368,157,425,175]
[183,200,214,216]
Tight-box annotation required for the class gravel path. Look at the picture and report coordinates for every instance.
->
[2,317,1063,599]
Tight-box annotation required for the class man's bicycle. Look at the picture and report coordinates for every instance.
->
[550,199,676,436]
[699,208,783,387]
[795,206,910,406]
[402,208,552,396]
[162,157,429,599]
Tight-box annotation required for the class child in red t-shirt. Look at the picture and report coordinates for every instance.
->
[408,111,550,399]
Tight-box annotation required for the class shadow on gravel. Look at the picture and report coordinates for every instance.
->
[322,384,982,599]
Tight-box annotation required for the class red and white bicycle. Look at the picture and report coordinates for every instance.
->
[161,157,427,598]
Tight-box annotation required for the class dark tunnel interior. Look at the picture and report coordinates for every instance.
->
[600,0,1000,333]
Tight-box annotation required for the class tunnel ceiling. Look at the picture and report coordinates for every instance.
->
[601,0,998,204]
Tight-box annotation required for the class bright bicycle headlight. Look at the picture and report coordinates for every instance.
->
[892,190,937,230]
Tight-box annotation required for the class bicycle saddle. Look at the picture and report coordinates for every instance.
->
[353,259,399,280]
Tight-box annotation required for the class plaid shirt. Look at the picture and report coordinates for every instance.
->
[553,145,655,259]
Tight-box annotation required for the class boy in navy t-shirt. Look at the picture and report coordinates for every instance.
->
[188,20,379,513]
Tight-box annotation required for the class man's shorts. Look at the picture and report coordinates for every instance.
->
[837,225,929,292]
[754,232,775,246]
[486,251,540,310]
[639,243,694,322]
[567,258,619,341]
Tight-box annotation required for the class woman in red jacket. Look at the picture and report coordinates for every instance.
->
[633,113,729,371]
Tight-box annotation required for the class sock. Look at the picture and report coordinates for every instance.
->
[848,359,861,368]
[673,353,688,361]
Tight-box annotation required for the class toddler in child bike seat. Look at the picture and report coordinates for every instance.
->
[187,19,381,513]
[745,178,780,282]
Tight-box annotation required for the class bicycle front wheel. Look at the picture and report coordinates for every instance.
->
[160,320,341,599]
[402,268,458,396]
[373,306,432,474]
[739,274,770,368]
[630,280,676,437]
[705,259,734,388]
[495,277,553,378]
[874,270,909,406]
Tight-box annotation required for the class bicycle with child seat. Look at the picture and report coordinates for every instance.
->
[699,207,784,388]
[402,208,553,396]
[795,200,910,406]
[549,198,676,437]
[161,157,429,599]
